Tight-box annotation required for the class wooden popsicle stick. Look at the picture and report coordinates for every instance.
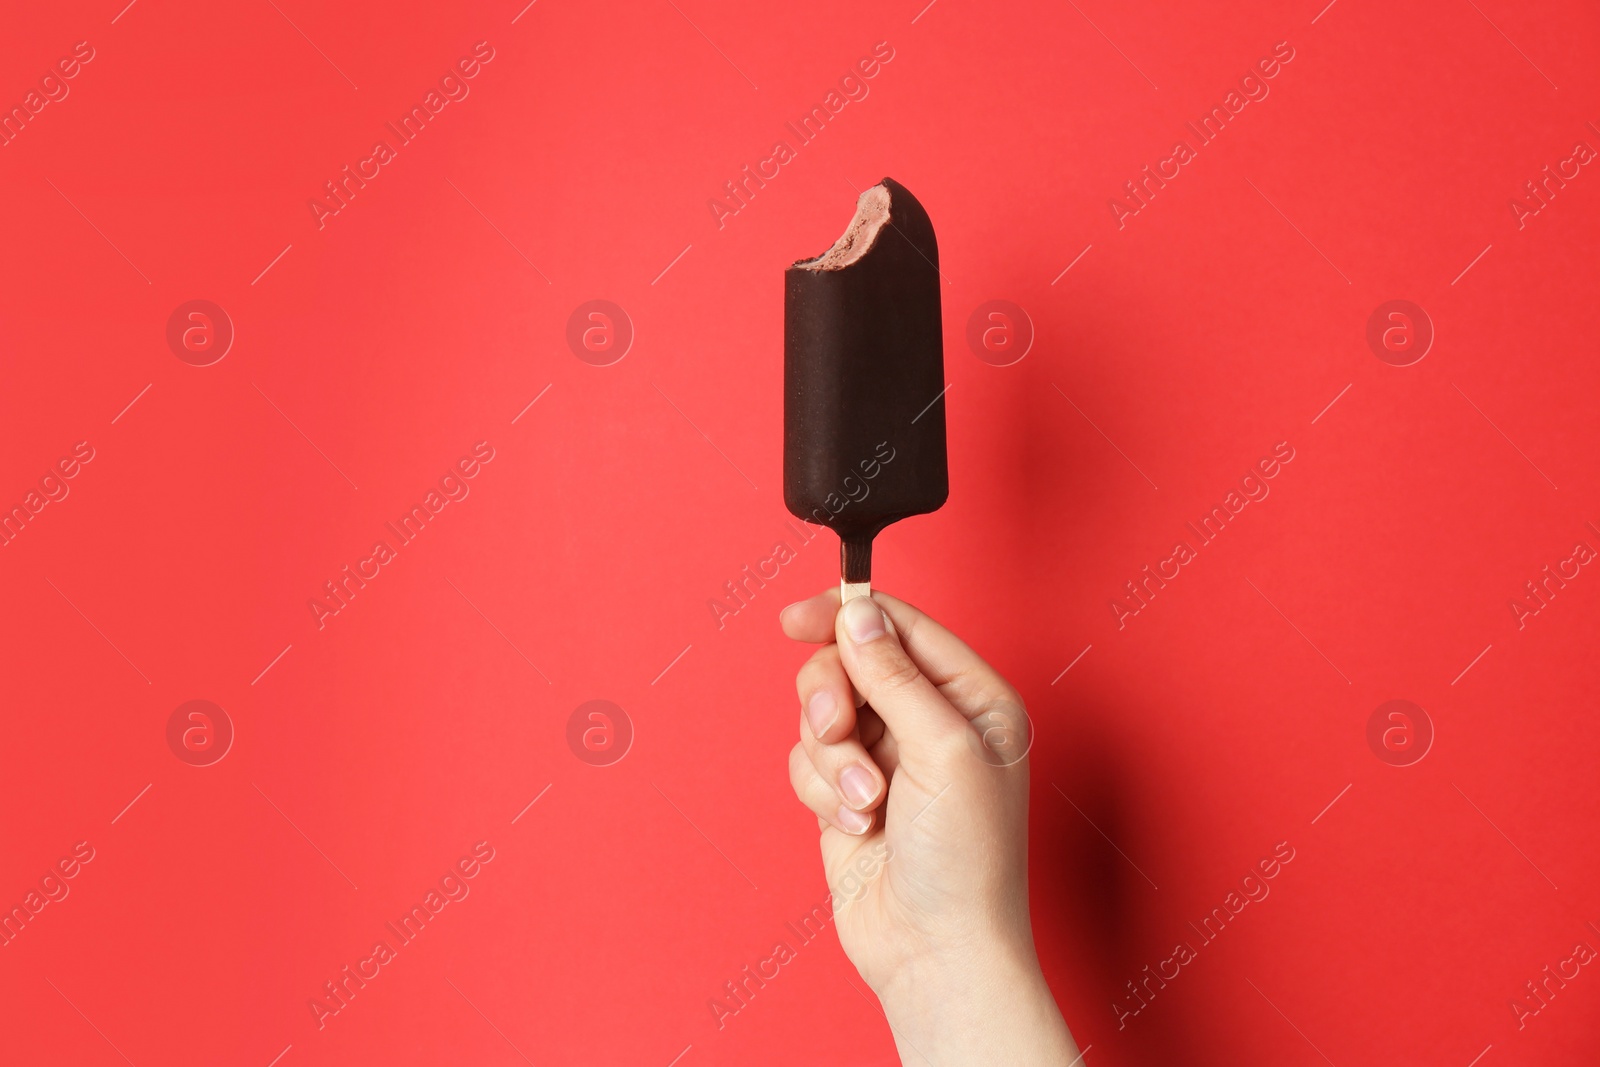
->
[840,580,872,602]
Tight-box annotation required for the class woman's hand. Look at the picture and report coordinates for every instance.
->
[782,588,1080,1066]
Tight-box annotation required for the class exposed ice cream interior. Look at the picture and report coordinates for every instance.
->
[794,184,893,271]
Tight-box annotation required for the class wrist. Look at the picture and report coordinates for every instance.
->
[874,938,1079,1066]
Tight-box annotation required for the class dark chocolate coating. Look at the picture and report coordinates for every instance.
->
[783,178,948,583]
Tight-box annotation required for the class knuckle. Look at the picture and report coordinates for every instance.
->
[950,672,1025,722]
[870,651,924,695]
[983,688,1027,722]
[794,662,820,699]
[796,646,843,699]
[788,742,811,785]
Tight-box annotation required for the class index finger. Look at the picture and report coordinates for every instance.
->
[779,588,843,643]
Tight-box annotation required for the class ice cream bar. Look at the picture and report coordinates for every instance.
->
[784,177,948,602]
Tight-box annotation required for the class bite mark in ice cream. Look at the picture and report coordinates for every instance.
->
[795,184,893,271]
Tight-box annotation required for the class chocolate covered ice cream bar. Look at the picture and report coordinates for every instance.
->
[784,178,948,601]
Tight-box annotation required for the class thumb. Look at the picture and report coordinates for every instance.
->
[835,596,968,758]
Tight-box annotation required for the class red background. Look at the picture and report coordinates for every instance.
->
[3,1,1598,1064]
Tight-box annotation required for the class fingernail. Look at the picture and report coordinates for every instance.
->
[836,804,872,835]
[805,690,837,739]
[841,597,886,644]
[839,764,878,808]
